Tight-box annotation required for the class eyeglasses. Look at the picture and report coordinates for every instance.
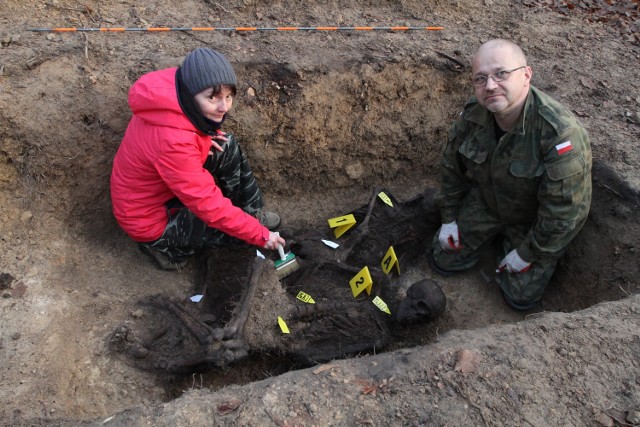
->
[471,66,526,87]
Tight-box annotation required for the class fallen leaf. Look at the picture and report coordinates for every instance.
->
[313,364,338,375]
[454,349,481,373]
[362,385,378,395]
[580,77,597,89]
[11,281,27,298]
[354,378,386,395]
[627,112,640,124]
[217,398,242,415]
[594,412,614,427]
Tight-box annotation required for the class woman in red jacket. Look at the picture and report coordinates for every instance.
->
[111,47,284,270]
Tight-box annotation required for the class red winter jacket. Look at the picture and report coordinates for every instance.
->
[110,67,269,245]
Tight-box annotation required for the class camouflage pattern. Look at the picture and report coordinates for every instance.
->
[203,133,264,217]
[432,86,592,305]
[139,134,264,262]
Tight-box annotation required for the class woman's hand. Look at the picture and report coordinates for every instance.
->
[210,130,228,153]
[263,231,285,251]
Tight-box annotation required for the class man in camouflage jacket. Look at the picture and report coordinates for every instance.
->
[431,39,592,310]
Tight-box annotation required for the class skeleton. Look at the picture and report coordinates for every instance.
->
[108,187,447,373]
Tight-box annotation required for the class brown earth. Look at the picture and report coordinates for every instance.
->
[1,0,639,425]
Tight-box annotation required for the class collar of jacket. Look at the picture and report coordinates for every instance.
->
[175,67,226,136]
[464,86,537,136]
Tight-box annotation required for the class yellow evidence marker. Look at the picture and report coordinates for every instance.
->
[277,316,290,334]
[296,291,315,304]
[328,214,356,238]
[349,266,373,297]
[381,246,400,275]
[378,191,394,207]
[372,296,391,314]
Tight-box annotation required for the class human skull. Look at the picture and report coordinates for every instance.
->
[393,279,446,324]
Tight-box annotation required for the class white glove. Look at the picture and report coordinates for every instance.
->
[438,221,462,251]
[498,249,531,273]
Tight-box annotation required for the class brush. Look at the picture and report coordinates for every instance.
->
[275,243,301,279]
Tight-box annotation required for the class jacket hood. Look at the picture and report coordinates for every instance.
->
[128,67,197,132]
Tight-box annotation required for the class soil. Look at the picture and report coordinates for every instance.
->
[1,0,639,426]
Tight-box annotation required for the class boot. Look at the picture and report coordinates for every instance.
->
[139,246,189,271]
[254,209,281,230]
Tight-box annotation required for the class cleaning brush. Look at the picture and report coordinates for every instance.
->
[275,243,301,279]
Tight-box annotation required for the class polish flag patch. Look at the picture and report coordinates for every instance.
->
[555,140,573,155]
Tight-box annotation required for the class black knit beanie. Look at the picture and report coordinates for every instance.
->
[180,47,237,96]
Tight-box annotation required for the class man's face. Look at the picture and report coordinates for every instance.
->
[193,85,234,122]
[471,45,531,115]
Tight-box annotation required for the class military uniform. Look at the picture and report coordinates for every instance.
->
[432,85,592,305]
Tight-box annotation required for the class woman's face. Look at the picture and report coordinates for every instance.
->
[193,85,234,122]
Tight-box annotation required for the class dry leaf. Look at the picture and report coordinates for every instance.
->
[594,412,614,427]
[217,398,242,415]
[312,364,338,375]
[454,349,481,373]
[580,77,597,90]
[354,378,386,395]
[11,282,27,298]
[362,385,378,395]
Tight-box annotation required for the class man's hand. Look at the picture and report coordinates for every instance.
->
[498,249,531,273]
[438,221,463,251]
[263,231,285,251]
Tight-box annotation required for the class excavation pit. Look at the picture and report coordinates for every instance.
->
[84,53,640,401]
[1,1,639,423]
[108,159,640,399]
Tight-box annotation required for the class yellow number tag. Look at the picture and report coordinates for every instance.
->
[277,316,290,334]
[381,246,400,275]
[349,266,373,297]
[328,214,356,238]
[378,191,393,207]
[296,291,315,304]
[372,296,391,314]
